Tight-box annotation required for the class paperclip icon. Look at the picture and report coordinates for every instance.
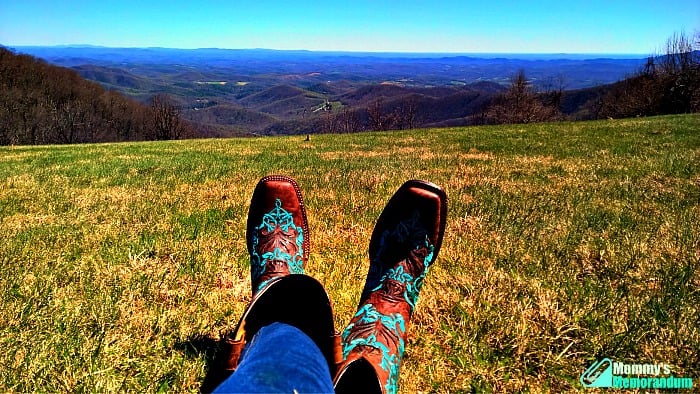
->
[580,358,613,388]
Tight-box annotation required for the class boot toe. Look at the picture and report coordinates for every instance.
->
[246,175,310,296]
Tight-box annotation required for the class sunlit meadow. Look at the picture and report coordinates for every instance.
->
[1,114,698,392]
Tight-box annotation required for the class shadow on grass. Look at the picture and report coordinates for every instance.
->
[174,334,233,393]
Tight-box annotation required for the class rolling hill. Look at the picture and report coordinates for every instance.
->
[7,46,658,135]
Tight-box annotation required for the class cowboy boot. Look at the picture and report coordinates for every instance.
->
[213,176,338,384]
[246,174,310,297]
[335,180,448,394]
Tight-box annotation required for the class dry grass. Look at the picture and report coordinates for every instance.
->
[1,114,699,392]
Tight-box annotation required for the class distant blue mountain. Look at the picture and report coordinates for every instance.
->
[9,45,647,90]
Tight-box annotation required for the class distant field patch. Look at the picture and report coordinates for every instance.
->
[195,81,228,85]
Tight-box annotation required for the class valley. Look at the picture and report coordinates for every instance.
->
[13,46,648,136]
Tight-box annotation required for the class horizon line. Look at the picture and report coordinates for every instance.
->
[4,43,651,58]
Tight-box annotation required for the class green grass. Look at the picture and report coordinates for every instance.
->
[1,114,699,392]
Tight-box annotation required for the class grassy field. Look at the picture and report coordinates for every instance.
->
[1,114,699,392]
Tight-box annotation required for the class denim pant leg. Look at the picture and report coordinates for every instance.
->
[213,322,334,393]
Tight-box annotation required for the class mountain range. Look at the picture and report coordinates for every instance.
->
[10,46,650,135]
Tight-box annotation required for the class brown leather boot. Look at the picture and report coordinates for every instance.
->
[335,180,447,394]
[246,175,309,297]
[211,176,338,387]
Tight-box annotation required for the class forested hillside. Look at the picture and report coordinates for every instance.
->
[0,48,192,145]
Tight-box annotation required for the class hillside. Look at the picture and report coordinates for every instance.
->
[0,48,158,144]
[9,46,657,135]
[71,65,157,91]
[239,84,311,107]
[1,115,698,392]
[239,84,327,118]
[186,103,277,130]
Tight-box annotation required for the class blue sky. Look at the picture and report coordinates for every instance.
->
[1,1,698,53]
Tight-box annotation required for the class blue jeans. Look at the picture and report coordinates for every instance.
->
[213,322,334,393]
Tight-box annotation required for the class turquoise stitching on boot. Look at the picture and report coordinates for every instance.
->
[251,198,304,293]
[372,235,435,309]
[344,212,436,393]
[342,304,406,394]
[406,237,434,308]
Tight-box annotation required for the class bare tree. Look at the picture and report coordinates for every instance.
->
[485,70,560,124]
[659,31,695,75]
[541,74,565,109]
[393,98,417,130]
[367,98,385,131]
[321,110,339,134]
[650,30,699,114]
[337,107,361,133]
[151,94,185,140]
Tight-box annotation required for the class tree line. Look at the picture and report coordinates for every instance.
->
[0,47,191,145]
[316,98,417,134]
[477,30,699,126]
[596,31,700,119]
[328,28,699,132]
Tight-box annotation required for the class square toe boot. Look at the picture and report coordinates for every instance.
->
[246,175,310,297]
[214,176,337,384]
[335,180,447,394]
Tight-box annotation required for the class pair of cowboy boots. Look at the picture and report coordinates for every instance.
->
[221,175,447,394]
